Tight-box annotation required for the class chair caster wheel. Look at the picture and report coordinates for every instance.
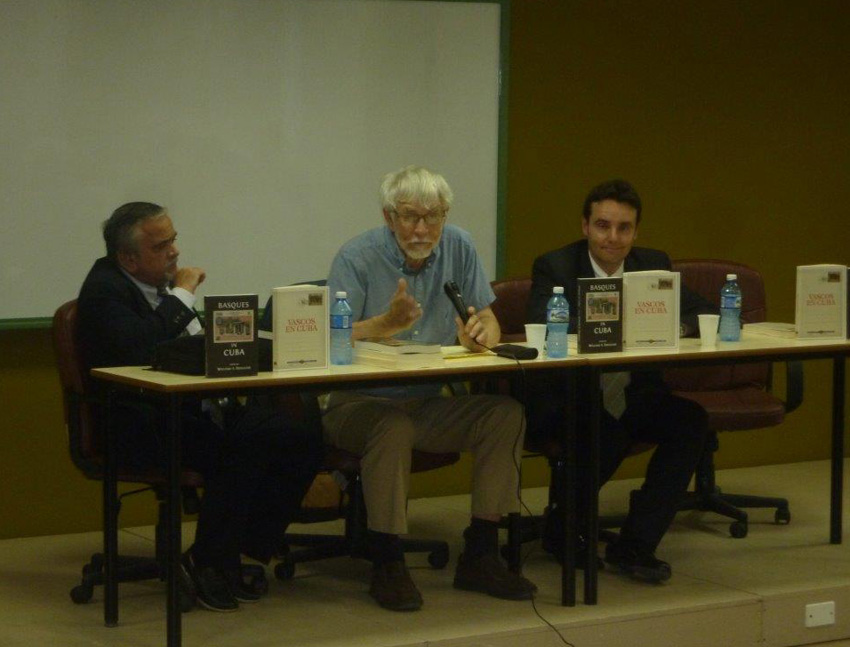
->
[775,508,791,525]
[427,545,449,569]
[70,584,93,604]
[729,521,748,538]
[274,556,296,580]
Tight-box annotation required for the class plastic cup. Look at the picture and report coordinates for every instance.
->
[698,314,720,347]
[524,323,547,356]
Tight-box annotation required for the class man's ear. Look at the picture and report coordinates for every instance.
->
[117,250,137,274]
[581,217,590,237]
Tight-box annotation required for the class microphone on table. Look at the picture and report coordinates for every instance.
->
[443,281,538,360]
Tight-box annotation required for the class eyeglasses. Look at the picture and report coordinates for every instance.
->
[391,209,446,227]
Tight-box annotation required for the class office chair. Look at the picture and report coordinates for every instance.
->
[666,259,803,538]
[258,290,458,580]
[53,300,202,610]
[53,300,266,610]
[275,444,458,579]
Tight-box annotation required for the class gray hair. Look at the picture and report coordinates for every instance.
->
[380,166,454,213]
[102,202,167,260]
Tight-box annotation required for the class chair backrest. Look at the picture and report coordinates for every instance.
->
[490,277,532,342]
[52,299,101,470]
[664,259,770,392]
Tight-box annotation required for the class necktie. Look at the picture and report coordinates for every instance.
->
[601,371,630,419]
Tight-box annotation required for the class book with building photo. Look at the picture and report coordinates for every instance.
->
[204,294,259,377]
[795,264,847,339]
[622,270,680,349]
[577,277,623,353]
[272,285,329,370]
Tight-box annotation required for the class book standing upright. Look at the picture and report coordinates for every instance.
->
[622,270,680,349]
[272,285,329,370]
[795,265,847,339]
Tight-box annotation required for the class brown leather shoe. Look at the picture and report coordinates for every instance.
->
[453,552,537,600]
[369,561,423,611]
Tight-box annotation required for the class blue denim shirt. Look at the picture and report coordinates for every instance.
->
[328,224,495,398]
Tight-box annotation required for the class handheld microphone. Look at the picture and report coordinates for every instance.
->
[443,280,470,324]
[442,280,538,360]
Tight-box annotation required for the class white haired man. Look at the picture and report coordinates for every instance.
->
[323,166,536,611]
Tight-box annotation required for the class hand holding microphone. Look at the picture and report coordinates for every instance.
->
[443,281,538,359]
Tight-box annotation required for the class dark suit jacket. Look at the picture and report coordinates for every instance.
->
[76,257,211,470]
[528,239,716,398]
[77,257,198,369]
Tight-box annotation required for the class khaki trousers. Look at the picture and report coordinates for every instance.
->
[322,392,525,535]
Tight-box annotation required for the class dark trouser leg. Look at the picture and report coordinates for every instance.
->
[237,408,324,562]
[190,405,323,569]
[525,380,707,552]
[616,393,708,551]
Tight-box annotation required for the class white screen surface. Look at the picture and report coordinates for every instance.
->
[0,0,501,321]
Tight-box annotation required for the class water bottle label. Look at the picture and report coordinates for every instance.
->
[547,308,569,323]
[330,314,350,329]
[721,295,741,309]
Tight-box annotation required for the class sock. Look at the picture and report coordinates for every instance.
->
[463,518,499,558]
[368,530,404,565]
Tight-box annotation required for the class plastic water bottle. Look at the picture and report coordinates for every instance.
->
[718,274,742,341]
[330,291,353,365]
[546,286,570,358]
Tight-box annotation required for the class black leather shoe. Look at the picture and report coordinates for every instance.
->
[369,561,423,611]
[181,550,239,612]
[224,567,263,603]
[453,552,537,600]
[604,541,672,583]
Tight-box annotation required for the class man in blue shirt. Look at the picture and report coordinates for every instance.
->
[324,166,536,611]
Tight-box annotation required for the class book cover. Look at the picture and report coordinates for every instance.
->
[204,294,259,377]
[272,285,328,370]
[577,277,623,353]
[622,270,680,349]
[355,337,442,355]
[795,265,847,340]
[354,348,446,369]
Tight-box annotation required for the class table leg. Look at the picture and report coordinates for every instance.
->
[559,369,577,606]
[584,367,600,605]
[831,356,845,544]
[166,394,182,647]
[103,387,118,627]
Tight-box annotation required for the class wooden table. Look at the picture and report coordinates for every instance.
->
[91,331,850,643]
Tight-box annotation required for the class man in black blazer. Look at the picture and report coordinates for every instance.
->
[526,179,714,582]
[77,202,322,611]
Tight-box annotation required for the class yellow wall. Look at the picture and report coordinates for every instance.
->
[501,0,850,487]
[1,0,848,539]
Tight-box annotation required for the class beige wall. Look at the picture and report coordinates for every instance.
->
[1,0,848,539]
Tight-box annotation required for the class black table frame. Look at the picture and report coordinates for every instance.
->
[92,339,849,644]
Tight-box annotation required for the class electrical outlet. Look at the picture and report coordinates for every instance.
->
[805,601,835,627]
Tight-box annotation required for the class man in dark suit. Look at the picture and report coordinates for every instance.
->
[77,202,323,611]
[526,179,714,582]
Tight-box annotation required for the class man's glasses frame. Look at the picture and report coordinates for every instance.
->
[391,209,446,227]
